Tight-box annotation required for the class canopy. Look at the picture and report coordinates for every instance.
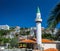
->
[20,39,36,43]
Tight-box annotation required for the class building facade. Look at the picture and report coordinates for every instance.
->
[0,25,9,30]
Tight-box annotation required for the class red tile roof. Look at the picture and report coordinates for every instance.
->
[33,38,53,43]
[44,48,58,51]
[20,39,36,43]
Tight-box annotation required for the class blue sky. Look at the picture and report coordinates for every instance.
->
[0,0,60,28]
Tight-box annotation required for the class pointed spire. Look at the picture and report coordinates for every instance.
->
[37,7,40,13]
[35,6,42,22]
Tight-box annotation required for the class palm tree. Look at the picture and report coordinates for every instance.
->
[47,2,60,29]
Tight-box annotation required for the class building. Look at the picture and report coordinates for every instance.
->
[0,25,9,30]
[19,7,60,51]
[30,27,35,36]
[8,26,20,38]
[14,26,20,33]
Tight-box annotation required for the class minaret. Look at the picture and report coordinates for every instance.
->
[35,7,42,49]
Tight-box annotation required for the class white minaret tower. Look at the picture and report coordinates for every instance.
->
[35,7,42,49]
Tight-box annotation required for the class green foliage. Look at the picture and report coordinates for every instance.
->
[0,37,11,45]
[0,30,10,36]
[55,29,60,40]
[42,33,57,40]
[10,37,19,48]
[20,27,30,36]
[10,26,15,30]
[42,34,54,40]
[47,3,60,29]
[42,34,52,39]
[0,27,20,48]
[20,31,30,36]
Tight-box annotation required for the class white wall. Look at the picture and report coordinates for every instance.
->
[42,43,56,50]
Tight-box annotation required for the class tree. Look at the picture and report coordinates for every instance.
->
[0,30,10,37]
[20,27,30,36]
[10,36,19,48]
[47,3,60,29]
[55,29,60,40]
[42,33,52,39]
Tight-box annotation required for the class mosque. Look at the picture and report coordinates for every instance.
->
[19,7,60,51]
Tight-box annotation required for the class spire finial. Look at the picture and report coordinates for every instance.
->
[37,6,40,13]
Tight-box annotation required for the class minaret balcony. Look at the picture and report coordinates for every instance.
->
[35,18,42,22]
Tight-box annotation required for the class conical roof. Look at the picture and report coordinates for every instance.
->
[37,7,40,13]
